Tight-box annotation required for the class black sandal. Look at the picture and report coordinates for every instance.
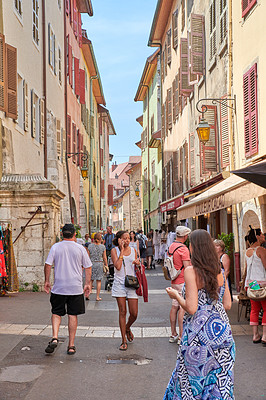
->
[126,328,134,342]
[45,338,59,354]
[119,342,128,351]
[67,345,76,355]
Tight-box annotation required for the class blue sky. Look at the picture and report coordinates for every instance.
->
[82,0,157,164]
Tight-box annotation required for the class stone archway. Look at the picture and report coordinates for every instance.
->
[242,209,260,238]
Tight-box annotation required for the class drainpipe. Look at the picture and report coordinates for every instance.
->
[89,75,98,234]
[63,1,73,223]
[42,0,47,178]
[142,84,150,232]
[228,0,240,291]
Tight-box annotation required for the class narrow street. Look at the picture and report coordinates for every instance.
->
[0,268,265,400]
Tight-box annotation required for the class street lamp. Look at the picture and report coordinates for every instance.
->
[135,180,141,197]
[195,97,236,144]
[66,152,89,180]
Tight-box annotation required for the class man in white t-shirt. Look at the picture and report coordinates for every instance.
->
[44,223,92,355]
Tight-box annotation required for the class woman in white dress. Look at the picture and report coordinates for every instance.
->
[129,230,140,258]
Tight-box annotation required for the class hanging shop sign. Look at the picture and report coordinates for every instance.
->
[160,196,184,213]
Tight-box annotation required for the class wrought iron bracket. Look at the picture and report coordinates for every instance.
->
[196,95,236,115]
[66,152,88,163]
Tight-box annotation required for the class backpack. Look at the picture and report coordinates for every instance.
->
[138,234,146,251]
[163,244,185,281]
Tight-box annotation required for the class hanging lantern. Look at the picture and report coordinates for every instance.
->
[196,118,210,144]
[81,166,88,180]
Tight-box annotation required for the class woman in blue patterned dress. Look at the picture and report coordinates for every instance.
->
[164,229,235,400]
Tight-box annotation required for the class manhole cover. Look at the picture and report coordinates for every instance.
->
[106,355,152,366]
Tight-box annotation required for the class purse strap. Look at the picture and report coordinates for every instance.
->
[246,248,256,283]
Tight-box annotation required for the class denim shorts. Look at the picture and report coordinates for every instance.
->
[112,280,138,299]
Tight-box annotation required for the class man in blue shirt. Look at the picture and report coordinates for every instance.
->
[103,225,115,258]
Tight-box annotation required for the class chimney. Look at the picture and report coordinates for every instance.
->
[111,162,117,172]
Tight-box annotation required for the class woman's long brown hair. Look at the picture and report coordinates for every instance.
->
[190,229,221,300]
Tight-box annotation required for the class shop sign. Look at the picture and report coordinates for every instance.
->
[160,196,184,213]
[195,194,225,216]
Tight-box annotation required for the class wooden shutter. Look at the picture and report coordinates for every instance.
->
[56,119,61,158]
[68,44,72,86]
[62,128,66,161]
[76,129,80,165]
[172,80,176,122]
[190,14,205,75]
[23,80,29,131]
[74,57,79,96]
[188,31,198,85]
[72,123,76,162]
[242,0,257,18]
[210,0,217,60]
[67,115,71,152]
[189,132,196,186]
[220,0,227,44]
[161,103,165,140]
[181,0,185,31]
[200,106,218,173]
[31,90,36,138]
[73,0,78,37]
[162,165,166,201]
[79,69,85,104]
[178,69,182,114]
[179,146,183,192]
[174,74,179,120]
[184,141,188,190]
[6,44,17,119]
[78,13,82,47]
[180,38,193,96]
[164,43,167,77]
[243,63,258,157]
[0,35,6,112]
[40,98,45,143]
[167,88,172,130]
[172,9,178,49]
[166,161,170,200]
[48,23,52,66]
[220,96,230,168]
[167,29,172,64]
[173,150,180,196]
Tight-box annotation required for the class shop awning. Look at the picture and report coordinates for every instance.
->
[176,174,266,220]
[232,160,266,189]
[148,129,161,148]
[160,195,185,213]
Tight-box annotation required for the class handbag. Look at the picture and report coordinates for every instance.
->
[246,249,266,301]
[123,259,140,289]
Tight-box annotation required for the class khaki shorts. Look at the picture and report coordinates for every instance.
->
[171,283,184,307]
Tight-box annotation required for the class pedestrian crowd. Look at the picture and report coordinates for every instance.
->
[43,222,266,399]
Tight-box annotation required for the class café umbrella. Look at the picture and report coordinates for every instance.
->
[231,161,266,189]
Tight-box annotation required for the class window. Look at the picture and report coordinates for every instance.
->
[151,160,155,189]
[219,0,227,44]
[189,132,196,186]
[242,0,257,18]
[150,115,154,135]
[17,75,24,128]
[220,96,230,168]
[167,29,172,64]
[31,90,41,142]
[167,88,172,131]
[169,158,173,198]
[48,24,56,74]
[181,0,185,32]
[200,106,218,174]
[243,63,258,157]
[14,0,22,17]
[58,46,62,84]
[144,168,148,195]
[210,0,217,60]
[56,119,61,160]
[32,0,39,45]
[172,9,178,49]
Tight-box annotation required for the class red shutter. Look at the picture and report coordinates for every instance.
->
[65,0,69,15]
[243,63,258,157]
[242,0,257,18]
[101,179,105,198]
[190,14,205,76]
[78,13,82,47]
[72,123,76,162]
[220,96,230,168]
[6,44,17,119]
[79,132,83,166]
[200,106,218,174]
[189,132,195,186]
[74,57,79,96]
[0,34,6,112]
[68,44,72,86]
[79,68,85,104]
[108,184,113,206]
[73,0,78,37]
[180,38,193,96]
[67,115,71,153]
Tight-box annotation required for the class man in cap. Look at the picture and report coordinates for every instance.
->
[168,225,191,344]
[44,223,92,355]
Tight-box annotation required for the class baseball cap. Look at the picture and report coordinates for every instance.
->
[176,226,191,237]
[62,223,75,235]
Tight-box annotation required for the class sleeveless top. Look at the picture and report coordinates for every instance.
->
[245,247,266,288]
[114,247,136,285]
[129,241,138,252]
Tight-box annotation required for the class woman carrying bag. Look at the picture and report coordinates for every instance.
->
[245,226,266,345]
[111,230,141,351]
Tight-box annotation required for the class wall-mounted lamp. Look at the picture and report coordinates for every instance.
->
[227,206,232,215]
[66,151,89,180]
[195,96,236,145]
[135,180,141,197]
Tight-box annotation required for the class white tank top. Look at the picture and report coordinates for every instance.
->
[245,247,266,288]
[114,247,136,285]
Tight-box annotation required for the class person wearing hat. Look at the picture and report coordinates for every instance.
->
[44,223,92,355]
[168,225,191,344]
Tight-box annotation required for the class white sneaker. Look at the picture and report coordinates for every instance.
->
[169,335,179,343]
